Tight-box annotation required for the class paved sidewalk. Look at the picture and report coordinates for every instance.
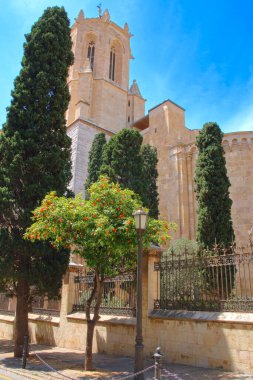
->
[0,339,252,380]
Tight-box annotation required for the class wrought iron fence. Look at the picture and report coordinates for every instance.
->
[31,296,61,317]
[0,293,60,317]
[0,293,15,315]
[73,268,136,316]
[154,248,253,312]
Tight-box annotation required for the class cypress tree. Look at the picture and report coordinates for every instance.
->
[85,132,106,192]
[100,128,144,196]
[0,7,73,356]
[140,144,159,218]
[194,122,235,249]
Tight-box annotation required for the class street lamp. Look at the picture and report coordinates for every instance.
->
[133,207,148,380]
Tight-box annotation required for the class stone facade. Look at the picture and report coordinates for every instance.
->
[67,9,253,244]
[140,104,253,244]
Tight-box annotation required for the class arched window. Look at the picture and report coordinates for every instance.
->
[87,42,95,71]
[109,47,116,81]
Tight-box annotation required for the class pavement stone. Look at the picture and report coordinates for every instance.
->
[0,340,252,380]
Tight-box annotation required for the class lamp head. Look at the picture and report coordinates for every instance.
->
[133,207,148,232]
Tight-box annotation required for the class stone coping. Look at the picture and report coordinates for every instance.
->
[0,313,60,325]
[67,312,136,325]
[0,314,14,322]
[4,309,253,326]
[28,313,60,325]
[149,309,253,324]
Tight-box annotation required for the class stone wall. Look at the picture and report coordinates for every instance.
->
[0,315,14,340]
[2,310,253,373]
[147,311,253,373]
[223,133,253,244]
[2,252,253,374]
[67,120,113,195]
[142,100,199,239]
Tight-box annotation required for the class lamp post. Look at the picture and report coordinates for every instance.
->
[133,207,148,380]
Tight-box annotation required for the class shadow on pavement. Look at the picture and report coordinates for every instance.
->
[0,340,252,380]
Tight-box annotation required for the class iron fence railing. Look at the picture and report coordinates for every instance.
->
[0,293,15,315]
[73,268,136,316]
[31,296,61,317]
[0,293,61,317]
[154,248,253,312]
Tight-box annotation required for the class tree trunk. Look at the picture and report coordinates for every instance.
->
[14,278,29,357]
[85,320,95,370]
[84,270,104,370]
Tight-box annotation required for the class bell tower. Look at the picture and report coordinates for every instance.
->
[66,9,145,195]
[66,9,145,133]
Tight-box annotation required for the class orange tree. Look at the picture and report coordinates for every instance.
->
[24,177,175,370]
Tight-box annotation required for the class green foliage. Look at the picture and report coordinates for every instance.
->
[99,128,160,216]
[0,229,69,296]
[85,133,107,193]
[100,129,144,196]
[167,237,199,257]
[0,6,73,297]
[25,177,174,277]
[194,122,234,250]
[25,178,175,368]
[140,144,159,218]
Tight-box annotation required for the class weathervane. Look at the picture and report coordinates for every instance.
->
[97,3,102,18]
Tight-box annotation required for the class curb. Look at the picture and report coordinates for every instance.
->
[0,364,53,380]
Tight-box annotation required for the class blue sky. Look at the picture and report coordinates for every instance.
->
[0,0,253,132]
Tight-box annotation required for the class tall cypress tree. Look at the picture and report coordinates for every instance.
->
[100,128,144,196]
[0,7,73,356]
[99,129,160,216]
[140,144,159,218]
[85,132,107,192]
[194,122,234,249]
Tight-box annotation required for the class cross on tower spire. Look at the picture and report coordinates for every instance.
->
[97,3,102,18]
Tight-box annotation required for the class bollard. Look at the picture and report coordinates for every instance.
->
[153,347,163,380]
[21,335,29,369]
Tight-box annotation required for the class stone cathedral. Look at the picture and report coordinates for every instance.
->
[66,9,253,244]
